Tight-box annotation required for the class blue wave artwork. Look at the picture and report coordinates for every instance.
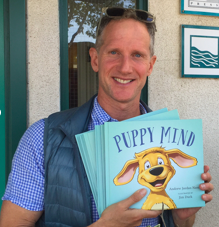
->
[190,46,219,68]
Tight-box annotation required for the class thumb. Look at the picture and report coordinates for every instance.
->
[122,189,147,209]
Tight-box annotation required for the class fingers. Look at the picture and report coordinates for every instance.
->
[201,193,213,203]
[199,165,213,204]
[121,189,147,209]
[100,189,161,227]
[130,208,162,220]
[200,165,213,193]
[200,182,214,193]
[204,165,209,173]
[202,165,211,183]
[120,189,162,219]
[201,172,212,183]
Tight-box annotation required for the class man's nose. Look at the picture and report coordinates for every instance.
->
[118,56,133,74]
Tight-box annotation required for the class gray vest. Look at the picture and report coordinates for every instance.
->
[37,96,174,227]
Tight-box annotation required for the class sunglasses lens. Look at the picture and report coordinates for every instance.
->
[136,11,153,22]
[106,7,125,17]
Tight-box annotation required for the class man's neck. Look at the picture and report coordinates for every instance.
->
[97,96,141,121]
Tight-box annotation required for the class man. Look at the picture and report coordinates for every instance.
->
[0,7,213,227]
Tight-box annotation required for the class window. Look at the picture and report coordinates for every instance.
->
[60,0,148,109]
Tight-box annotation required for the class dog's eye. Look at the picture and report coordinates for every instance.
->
[158,158,164,165]
[145,161,151,170]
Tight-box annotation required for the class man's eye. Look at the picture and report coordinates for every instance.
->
[135,53,141,58]
[111,51,117,55]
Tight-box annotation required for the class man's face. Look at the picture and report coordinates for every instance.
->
[90,18,156,106]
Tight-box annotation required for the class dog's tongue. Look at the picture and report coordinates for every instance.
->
[155,180,163,187]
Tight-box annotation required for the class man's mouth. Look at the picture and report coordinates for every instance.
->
[114,78,133,84]
[150,178,166,187]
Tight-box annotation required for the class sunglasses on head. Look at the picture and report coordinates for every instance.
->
[103,7,154,22]
[96,7,155,37]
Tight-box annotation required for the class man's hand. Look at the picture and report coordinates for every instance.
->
[91,189,161,227]
[172,165,213,227]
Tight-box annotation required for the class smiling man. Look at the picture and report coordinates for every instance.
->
[89,18,156,121]
[0,7,213,227]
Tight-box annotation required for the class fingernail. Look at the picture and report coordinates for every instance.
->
[139,189,147,197]
[201,184,206,190]
[202,194,207,200]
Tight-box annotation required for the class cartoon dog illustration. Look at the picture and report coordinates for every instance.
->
[113,147,197,210]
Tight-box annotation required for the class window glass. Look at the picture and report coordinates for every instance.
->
[68,0,136,108]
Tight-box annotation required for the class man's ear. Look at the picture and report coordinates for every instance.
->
[147,55,157,76]
[89,47,99,72]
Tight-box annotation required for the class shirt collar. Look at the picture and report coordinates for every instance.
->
[91,97,147,127]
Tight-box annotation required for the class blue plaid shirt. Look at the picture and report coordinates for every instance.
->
[3,97,160,227]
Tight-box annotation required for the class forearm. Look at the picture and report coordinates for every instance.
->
[0,201,43,227]
[87,218,106,227]
[173,214,195,227]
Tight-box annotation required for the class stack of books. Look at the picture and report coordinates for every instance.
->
[76,108,205,216]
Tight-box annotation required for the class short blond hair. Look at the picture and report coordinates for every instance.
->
[95,9,156,57]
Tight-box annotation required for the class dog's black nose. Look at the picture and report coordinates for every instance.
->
[149,167,163,176]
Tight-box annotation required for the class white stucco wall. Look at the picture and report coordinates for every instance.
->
[26,0,60,126]
[149,1,218,226]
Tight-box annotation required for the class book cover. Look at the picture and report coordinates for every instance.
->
[76,108,172,214]
[95,109,180,215]
[104,119,205,211]
[76,108,174,214]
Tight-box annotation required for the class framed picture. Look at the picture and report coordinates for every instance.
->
[181,0,219,16]
[181,25,219,78]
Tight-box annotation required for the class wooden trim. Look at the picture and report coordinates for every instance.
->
[0,0,6,208]
[137,0,149,105]
[4,0,27,183]
[59,0,69,111]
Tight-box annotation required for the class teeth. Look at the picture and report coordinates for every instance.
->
[114,78,132,84]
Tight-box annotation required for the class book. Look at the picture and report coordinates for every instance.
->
[95,109,180,214]
[104,119,204,211]
[76,109,205,216]
[76,108,171,212]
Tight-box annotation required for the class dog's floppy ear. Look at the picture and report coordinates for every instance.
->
[165,149,197,168]
[114,159,139,185]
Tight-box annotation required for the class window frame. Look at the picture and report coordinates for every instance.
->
[1,0,27,205]
[0,0,6,208]
[59,0,149,110]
